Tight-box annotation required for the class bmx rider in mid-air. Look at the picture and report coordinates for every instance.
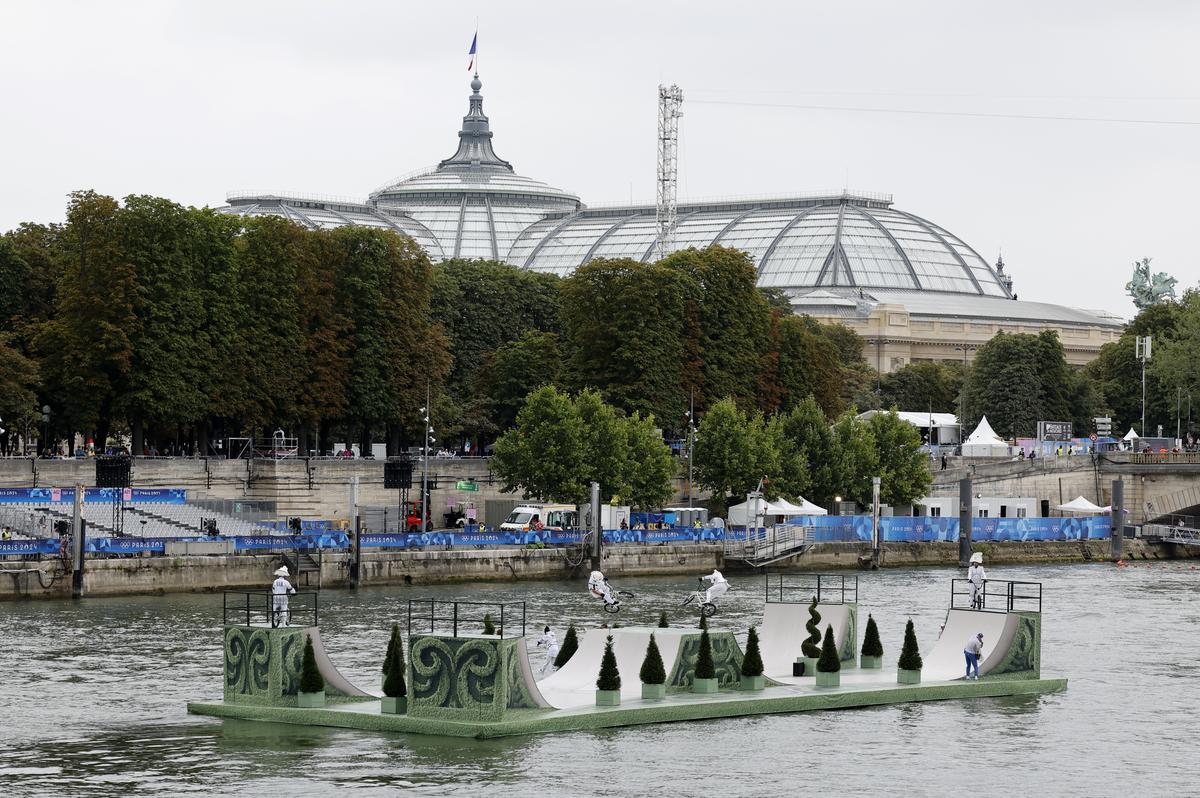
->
[700,568,729,605]
[588,568,618,608]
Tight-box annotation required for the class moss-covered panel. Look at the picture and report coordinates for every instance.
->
[668,632,743,690]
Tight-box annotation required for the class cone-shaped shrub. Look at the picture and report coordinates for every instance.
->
[699,612,708,630]
[741,626,764,677]
[817,624,840,673]
[483,613,496,635]
[554,624,579,668]
[639,632,666,684]
[300,634,325,694]
[861,614,883,658]
[695,628,716,679]
[382,623,401,676]
[658,611,670,628]
[596,635,621,691]
[383,632,406,697]
[898,619,923,670]
[801,596,822,658]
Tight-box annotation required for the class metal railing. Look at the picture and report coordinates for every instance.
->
[725,525,814,563]
[950,579,1042,613]
[406,599,526,639]
[223,589,319,628]
[764,572,858,605]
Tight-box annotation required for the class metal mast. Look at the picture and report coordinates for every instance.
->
[655,84,683,260]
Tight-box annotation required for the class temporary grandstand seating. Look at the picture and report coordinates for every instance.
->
[5,499,275,538]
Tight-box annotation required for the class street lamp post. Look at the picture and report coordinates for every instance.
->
[685,391,696,509]
[420,386,435,535]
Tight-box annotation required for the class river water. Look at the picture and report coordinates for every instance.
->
[1,562,1196,797]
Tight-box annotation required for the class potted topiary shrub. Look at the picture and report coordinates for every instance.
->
[482,613,496,635]
[897,618,923,684]
[658,611,670,628]
[381,623,407,714]
[692,628,718,694]
[860,613,883,670]
[798,596,822,676]
[595,635,621,706]
[698,612,708,630]
[639,632,667,700]
[740,625,765,691]
[554,624,579,668]
[297,634,325,708]
[815,625,841,688]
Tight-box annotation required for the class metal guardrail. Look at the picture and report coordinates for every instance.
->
[725,525,814,564]
[406,599,527,639]
[1141,524,1200,544]
[950,579,1042,613]
[223,589,319,627]
[764,572,857,605]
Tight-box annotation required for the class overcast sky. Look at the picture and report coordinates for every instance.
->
[4,1,1198,317]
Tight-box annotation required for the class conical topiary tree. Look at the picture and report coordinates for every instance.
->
[817,625,841,673]
[382,623,400,677]
[741,625,764,677]
[861,614,883,658]
[695,628,716,679]
[596,635,621,691]
[699,612,708,630]
[482,613,496,635]
[658,611,670,628]
[801,596,822,659]
[300,634,325,694]
[639,632,666,684]
[383,630,406,698]
[554,624,579,668]
[898,618,923,671]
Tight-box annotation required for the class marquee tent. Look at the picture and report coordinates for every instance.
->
[1056,496,1106,514]
[960,416,1011,458]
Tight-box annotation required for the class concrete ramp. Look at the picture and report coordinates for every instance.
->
[921,609,1018,681]
[305,627,376,698]
[537,627,690,706]
[758,603,855,677]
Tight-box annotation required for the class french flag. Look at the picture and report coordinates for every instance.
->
[467,32,477,72]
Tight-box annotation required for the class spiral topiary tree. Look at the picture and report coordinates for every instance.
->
[861,614,883,659]
[596,635,621,691]
[741,626,764,677]
[658,611,670,628]
[801,596,822,659]
[482,613,496,635]
[639,632,666,685]
[383,631,406,698]
[554,624,579,668]
[817,625,841,673]
[898,619,923,671]
[695,628,716,680]
[300,634,325,694]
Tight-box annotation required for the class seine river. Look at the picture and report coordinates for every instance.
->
[1,562,1195,797]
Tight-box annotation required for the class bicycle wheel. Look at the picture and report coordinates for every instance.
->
[603,602,621,614]
[700,602,717,618]
[616,590,635,599]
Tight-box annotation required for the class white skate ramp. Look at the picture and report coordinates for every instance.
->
[305,627,376,698]
[920,609,1017,681]
[537,627,688,706]
[758,603,852,678]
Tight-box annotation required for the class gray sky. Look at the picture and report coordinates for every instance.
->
[4,1,1198,317]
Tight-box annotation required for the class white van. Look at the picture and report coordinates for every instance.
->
[500,503,578,532]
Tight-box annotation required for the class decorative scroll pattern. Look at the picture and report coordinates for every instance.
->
[505,646,540,710]
[840,605,858,663]
[225,626,270,696]
[989,614,1040,678]
[280,632,304,696]
[669,632,744,689]
[410,636,500,710]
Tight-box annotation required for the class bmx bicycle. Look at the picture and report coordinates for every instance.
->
[592,582,635,614]
[679,578,724,618]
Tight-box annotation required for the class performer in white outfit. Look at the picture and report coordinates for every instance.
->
[271,566,296,627]
[536,625,559,675]
[700,569,729,604]
[967,552,987,609]
[588,570,617,606]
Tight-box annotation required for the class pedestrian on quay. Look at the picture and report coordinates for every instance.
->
[940,454,948,471]
[271,566,296,627]
[536,625,559,675]
[964,632,984,680]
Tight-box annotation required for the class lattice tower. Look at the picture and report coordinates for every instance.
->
[655,84,684,260]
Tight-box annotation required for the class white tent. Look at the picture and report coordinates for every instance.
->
[1123,428,1140,441]
[1056,496,1106,513]
[728,498,789,526]
[773,497,828,516]
[960,415,1011,458]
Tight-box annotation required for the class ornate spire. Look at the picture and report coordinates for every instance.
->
[437,75,513,172]
[995,252,1014,297]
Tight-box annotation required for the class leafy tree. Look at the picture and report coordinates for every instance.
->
[491,386,588,502]
[693,398,781,513]
[657,611,669,628]
[861,614,883,658]
[576,388,630,499]
[741,625,764,677]
[596,635,621,690]
[801,597,822,658]
[0,334,38,448]
[695,628,716,679]
[962,331,1077,439]
[1149,289,1200,435]
[879,361,963,415]
[622,411,677,510]
[554,624,579,667]
[300,634,325,694]
[482,331,562,430]
[817,625,841,673]
[777,396,835,504]
[382,626,406,698]
[482,613,496,635]
[639,632,666,684]
[867,410,932,506]
[295,225,351,452]
[830,410,880,506]
[898,619,923,671]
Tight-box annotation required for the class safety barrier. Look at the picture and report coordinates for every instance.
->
[775,515,1110,543]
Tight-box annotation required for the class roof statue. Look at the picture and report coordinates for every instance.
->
[1126,257,1177,310]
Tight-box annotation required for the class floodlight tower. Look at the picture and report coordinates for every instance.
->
[655,84,684,260]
